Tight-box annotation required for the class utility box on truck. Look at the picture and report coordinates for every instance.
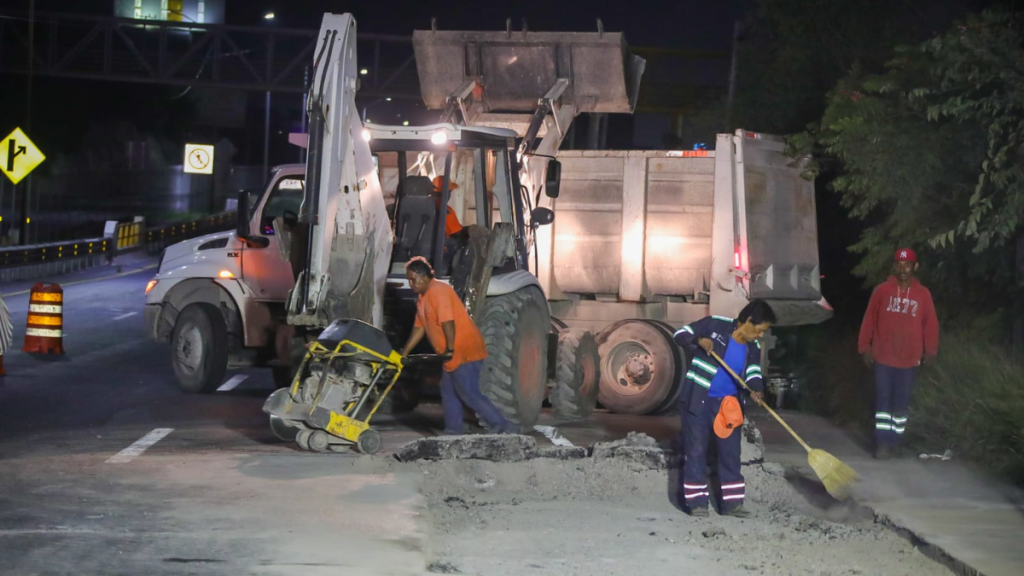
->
[533,130,832,415]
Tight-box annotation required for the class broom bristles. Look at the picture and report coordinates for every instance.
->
[808,448,860,501]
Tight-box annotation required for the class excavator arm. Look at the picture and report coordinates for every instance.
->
[288,13,392,329]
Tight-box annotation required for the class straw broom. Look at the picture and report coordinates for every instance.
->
[710,351,860,501]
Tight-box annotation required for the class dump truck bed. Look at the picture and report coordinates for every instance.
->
[537,131,831,328]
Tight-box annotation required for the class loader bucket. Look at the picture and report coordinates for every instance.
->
[412,29,645,114]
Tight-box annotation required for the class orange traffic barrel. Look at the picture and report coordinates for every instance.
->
[23,282,65,355]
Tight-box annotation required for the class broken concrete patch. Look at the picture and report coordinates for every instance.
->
[740,420,764,464]
[537,445,587,460]
[591,431,658,459]
[604,446,668,470]
[396,434,537,463]
[591,432,669,470]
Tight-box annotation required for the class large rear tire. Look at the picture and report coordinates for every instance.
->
[595,319,681,415]
[643,320,686,414]
[477,286,550,431]
[550,328,601,421]
[171,303,229,394]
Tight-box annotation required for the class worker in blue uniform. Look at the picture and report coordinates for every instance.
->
[673,300,776,517]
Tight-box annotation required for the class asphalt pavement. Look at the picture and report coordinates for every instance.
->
[0,260,434,575]
[2,259,1021,576]
[0,259,673,575]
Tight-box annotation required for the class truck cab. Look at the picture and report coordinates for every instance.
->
[144,164,305,392]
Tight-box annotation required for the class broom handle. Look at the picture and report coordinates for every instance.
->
[709,350,813,453]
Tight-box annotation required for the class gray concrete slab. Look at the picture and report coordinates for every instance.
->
[750,410,1024,576]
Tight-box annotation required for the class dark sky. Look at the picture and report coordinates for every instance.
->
[23,0,744,50]
[1,0,746,165]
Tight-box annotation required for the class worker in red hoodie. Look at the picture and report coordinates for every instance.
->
[858,248,940,459]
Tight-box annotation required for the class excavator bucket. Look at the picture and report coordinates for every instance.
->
[412,28,645,114]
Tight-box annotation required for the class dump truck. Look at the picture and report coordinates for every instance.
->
[409,28,833,415]
[370,134,834,416]
[143,14,643,430]
[536,137,834,414]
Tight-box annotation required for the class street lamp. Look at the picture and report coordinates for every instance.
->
[360,69,368,76]
[264,12,275,20]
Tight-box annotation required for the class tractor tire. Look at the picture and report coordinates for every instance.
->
[171,303,229,394]
[376,374,423,415]
[595,319,681,415]
[271,333,309,389]
[550,328,601,421]
[477,286,550,431]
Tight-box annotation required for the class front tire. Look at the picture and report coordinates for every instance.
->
[477,286,550,431]
[170,303,229,394]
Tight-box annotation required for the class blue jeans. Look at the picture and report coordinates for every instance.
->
[681,396,744,511]
[874,363,917,447]
[440,360,513,434]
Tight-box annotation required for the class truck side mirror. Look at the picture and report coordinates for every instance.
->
[237,191,269,248]
[531,207,555,226]
[544,159,561,198]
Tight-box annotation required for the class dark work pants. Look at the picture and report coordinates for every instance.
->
[874,362,917,447]
[682,396,744,511]
[440,360,511,434]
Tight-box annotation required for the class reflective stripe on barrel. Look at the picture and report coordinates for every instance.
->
[23,283,65,355]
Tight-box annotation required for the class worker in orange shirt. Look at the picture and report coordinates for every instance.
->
[400,256,516,435]
[432,176,464,238]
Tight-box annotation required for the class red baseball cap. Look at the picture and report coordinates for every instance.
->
[894,248,916,262]
[714,396,744,439]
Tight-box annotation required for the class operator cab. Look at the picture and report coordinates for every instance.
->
[368,123,530,352]
[368,123,526,285]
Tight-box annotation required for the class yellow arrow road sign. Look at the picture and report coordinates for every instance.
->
[1,127,46,185]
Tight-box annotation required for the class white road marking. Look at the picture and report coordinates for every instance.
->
[106,428,174,464]
[113,312,138,321]
[534,425,575,447]
[217,374,248,392]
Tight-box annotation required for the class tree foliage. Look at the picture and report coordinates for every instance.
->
[732,0,989,135]
[797,8,1023,300]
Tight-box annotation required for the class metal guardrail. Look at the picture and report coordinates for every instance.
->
[0,236,112,265]
[142,212,235,255]
[0,212,236,282]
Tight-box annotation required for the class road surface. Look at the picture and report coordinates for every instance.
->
[0,260,1013,576]
[0,261,435,575]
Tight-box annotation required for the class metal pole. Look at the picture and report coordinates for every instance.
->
[300,65,309,163]
[0,177,5,243]
[20,0,35,245]
[263,90,271,177]
[726,20,741,128]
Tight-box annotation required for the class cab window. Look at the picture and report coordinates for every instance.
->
[260,176,304,235]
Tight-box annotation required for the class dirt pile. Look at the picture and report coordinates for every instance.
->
[406,423,952,576]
